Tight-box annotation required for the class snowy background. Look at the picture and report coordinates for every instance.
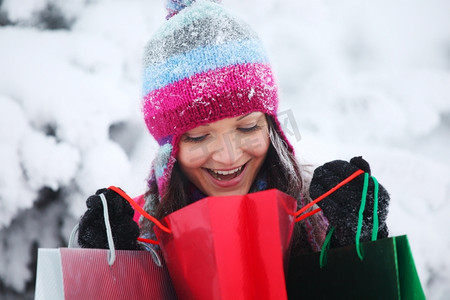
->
[1,0,449,299]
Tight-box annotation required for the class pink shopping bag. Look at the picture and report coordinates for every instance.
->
[35,247,176,300]
[35,191,177,300]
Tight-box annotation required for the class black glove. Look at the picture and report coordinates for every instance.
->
[78,188,141,250]
[309,156,389,248]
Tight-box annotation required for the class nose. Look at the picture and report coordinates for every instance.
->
[210,132,242,167]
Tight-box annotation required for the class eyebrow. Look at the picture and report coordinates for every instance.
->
[198,113,257,127]
[237,113,253,121]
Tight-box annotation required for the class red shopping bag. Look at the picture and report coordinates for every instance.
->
[154,189,297,300]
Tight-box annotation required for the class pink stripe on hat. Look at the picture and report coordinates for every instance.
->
[143,63,278,143]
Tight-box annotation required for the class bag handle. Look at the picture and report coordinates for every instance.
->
[107,186,171,246]
[108,186,171,234]
[68,193,116,266]
[108,170,369,246]
[99,193,117,266]
[69,192,164,267]
[294,169,365,222]
[319,172,380,266]
[355,173,380,260]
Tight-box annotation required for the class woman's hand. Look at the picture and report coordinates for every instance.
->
[78,188,141,250]
[309,156,390,248]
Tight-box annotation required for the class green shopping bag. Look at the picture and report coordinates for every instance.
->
[287,172,425,299]
[286,235,425,299]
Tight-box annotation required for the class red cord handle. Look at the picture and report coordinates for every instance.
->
[108,186,171,234]
[294,169,365,222]
[137,237,160,245]
[108,169,364,244]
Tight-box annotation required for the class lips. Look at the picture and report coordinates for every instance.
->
[206,165,244,181]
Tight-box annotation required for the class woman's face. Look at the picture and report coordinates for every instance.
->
[177,112,270,197]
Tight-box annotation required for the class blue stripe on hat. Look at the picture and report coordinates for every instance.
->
[142,39,268,95]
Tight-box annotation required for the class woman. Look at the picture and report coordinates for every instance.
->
[78,0,389,278]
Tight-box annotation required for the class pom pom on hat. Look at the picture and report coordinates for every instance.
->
[166,0,222,19]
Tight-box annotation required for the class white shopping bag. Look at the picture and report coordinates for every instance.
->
[35,248,65,300]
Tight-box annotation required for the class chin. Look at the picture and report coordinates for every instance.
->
[206,186,250,197]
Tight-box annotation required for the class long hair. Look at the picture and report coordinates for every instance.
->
[140,115,327,254]
[263,115,327,254]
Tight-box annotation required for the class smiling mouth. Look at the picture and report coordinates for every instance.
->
[205,163,246,181]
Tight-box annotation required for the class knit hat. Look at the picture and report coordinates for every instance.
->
[142,0,293,198]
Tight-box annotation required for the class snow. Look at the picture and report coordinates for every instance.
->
[20,129,80,190]
[1,0,449,298]
[0,97,35,229]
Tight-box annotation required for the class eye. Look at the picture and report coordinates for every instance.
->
[182,134,208,143]
[237,124,261,133]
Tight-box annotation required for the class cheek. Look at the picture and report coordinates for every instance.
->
[178,143,209,169]
[241,132,270,157]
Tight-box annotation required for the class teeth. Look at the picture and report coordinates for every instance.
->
[213,166,242,175]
